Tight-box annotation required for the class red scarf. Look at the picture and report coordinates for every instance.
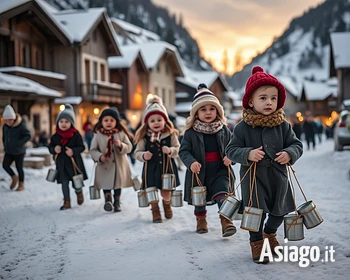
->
[56,127,78,145]
[100,128,119,158]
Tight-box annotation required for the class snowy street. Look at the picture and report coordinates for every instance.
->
[0,138,349,280]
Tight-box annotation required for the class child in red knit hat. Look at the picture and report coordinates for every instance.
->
[226,66,303,264]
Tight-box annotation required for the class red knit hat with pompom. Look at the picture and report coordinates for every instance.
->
[242,66,286,109]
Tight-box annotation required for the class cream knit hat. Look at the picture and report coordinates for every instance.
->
[2,105,16,120]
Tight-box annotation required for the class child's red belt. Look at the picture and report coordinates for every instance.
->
[205,152,221,162]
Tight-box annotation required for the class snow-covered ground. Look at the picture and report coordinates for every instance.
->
[0,137,349,280]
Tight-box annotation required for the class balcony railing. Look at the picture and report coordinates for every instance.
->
[80,81,122,103]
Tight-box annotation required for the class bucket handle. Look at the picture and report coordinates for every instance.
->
[71,157,83,176]
[247,162,260,210]
[286,214,303,233]
[191,172,204,188]
[163,153,176,189]
[287,164,308,203]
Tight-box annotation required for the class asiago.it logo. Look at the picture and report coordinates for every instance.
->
[260,238,335,267]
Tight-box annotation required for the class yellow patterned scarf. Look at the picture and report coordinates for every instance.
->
[242,108,285,128]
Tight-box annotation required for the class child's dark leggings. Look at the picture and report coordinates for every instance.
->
[194,193,225,216]
[2,153,25,182]
[103,189,121,197]
[249,213,284,242]
[61,180,84,200]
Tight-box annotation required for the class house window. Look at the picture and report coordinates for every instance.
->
[100,64,105,81]
[162,88,166,106]
[85,59,90,84]
[36,48,43,70]
[22,42,30,67]
[33,114,40,131]
[93,61,98,81]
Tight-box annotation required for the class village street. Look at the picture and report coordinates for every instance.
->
[0,137,349,280]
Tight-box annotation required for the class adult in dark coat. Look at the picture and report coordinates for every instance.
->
[2,105,31,191]
[225,66,303,264]
[48,104,87,210]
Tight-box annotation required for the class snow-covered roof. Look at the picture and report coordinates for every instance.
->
[177,66,229,91]
[175,102,192,113]
[330,32,350,69]
[0,0,73,43]
[0,66,66,80]
[0,72,62,97]
[111,18,160,43]
[0,0,30,14]
[302,80,337,101]
[54,96,82,105]
[276,76,301,98]
[51,8,105,43]
[108,45,141,69]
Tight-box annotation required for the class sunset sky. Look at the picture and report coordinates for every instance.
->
[152,0,324,74]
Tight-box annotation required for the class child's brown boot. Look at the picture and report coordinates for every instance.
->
[60,199,71,210]
[250,240,270,264]
[76,191,84,205]
[113,195,121,212]
[104,192,113,212]
[196,216,208,234]
[263,231,280,255]
[10,175,18,190]
[150,202,162,223]
[16,182,24,191]
[162,200,173,219]
[220,215,236,237]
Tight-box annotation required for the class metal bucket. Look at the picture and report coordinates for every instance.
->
[137,190,148,207]
[146,187,159,204]
[89,186,100,200]
[132,175,142,191]
[171,190,183,207]
[191,186,206,206]
[284,213,304,241]
[218,195,241,221]
[162,174,175,191]
[46,168,57,182]
[297,200,323,229]
[73,174,84,190]
[240,206,263,232]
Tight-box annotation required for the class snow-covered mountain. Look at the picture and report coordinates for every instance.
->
[228,0,350,93]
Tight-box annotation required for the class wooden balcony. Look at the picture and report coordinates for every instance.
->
[80,81,122,103]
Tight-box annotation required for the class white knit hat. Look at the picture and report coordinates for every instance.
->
[2,105,16,120]
[142,95,168,123]
[190,86,225,120]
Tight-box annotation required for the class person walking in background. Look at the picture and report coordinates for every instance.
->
[226,66,303,264]
[303,112,316,150]
[2,105,31,191]
[134,95,180,223]
[90,107,134,212]
[48,104,87,210]
[179,85,236,237]
[291,115,302,140]
[315,118,324,144]
[82,115,94,151]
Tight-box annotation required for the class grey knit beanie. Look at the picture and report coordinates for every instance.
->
[56,104,75,127]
